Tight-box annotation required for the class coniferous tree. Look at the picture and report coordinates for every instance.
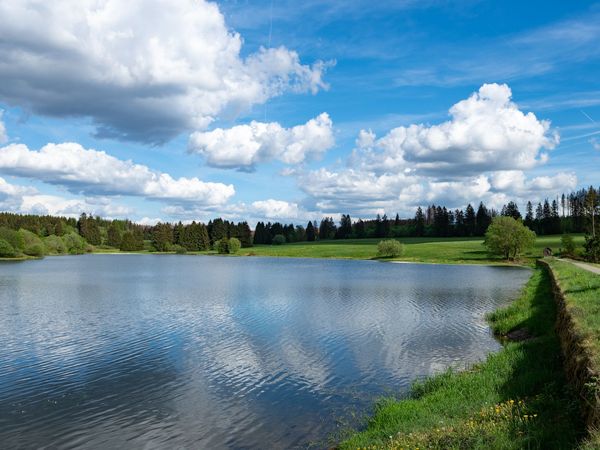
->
[253,222,266,245]
[237,221,253,247]
[354,219,367,238]
[475,202,491,236]
[414,207,425,237]
[524,201,534,230]
[336,214,352,239]
[319,217,336,240]
[306,221,316,241]
[151,222,173,251]
[107,223,122,248]
[501,201,521,220]
[465,204,476,236]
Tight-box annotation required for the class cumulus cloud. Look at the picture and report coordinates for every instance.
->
[250,199,301,220]
[0,142,235,206]
[0,111,7,144]
[0,0,328,143]
[188,113,334,170]
[352,83,558,176]
[20,194,133,217]
[0,176,131,217]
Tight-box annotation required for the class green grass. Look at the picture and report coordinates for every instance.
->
[243,235,585,266]
[544,259,600,449]
[546,259,600,371]
[339,268,584,449]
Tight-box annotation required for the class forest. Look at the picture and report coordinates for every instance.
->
[0,186,598,259]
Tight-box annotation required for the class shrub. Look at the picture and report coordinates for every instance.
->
[44,235,67,254]
[24,243,45,257]
[484,216,536,260]
[62,232,87,254]
[228,237,241,253]
[377,239,405,257]
[272,234,286,245]
[584,235,600,263]
[169,244,187,254]
[0,238,16,257]
[0,227,24,252]
[561,234,576,257]
[217,238,229,254]
[19,230,45,257]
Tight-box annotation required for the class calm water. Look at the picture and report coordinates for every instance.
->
[0,255,531,449]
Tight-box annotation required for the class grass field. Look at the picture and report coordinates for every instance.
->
[339,267,585,449]
[241,235,585,266]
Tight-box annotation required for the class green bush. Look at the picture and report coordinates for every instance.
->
[377,239,404,257]
[0,227,24,252]
[228,237,241,253]
[0,238,16,257]
[19,229,43,248]
[584,235,600,263]
[272,234,286,245]
[169,244,187,254]
[560,234,576,257]
[44,235,67,254]
[24,243,45,257]
[19,230,45,257]
[62,232,87,254]
[217,238,229,254]
[484,216,536,260]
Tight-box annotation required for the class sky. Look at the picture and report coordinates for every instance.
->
[0,0,598,226]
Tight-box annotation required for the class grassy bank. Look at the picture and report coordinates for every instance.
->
[339,268,584,449]
[544,259,600,448]
[245,235,584,266]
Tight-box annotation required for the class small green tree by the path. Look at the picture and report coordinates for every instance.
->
[484,216,536,260]
[561,234,576,257]
[377,239,404,258]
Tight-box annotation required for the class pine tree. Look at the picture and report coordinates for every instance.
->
[107,223,122,248]
[414,207,425,237]
[306,221,316,241]
[465,204,476,236]
[237,222,253,247]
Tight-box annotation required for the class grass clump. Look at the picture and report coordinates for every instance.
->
[339,268,584,449]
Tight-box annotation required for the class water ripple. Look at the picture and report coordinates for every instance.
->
[0,255,531,449]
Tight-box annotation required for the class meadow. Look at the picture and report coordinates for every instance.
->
[241,235,585,266]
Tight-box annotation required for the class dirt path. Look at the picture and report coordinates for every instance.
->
[560,258,600,275]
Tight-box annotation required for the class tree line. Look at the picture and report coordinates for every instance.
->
[0,186,598,259]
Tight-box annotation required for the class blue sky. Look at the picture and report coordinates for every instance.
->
[0,0,598,225]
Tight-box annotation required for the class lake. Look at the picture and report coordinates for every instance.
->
[0,255,531,449]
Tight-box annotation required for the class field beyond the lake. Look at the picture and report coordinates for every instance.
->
[238,235,584,266]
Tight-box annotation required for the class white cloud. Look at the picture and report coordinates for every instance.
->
[20,194,132,217]
[137,217,162,226]
[591,137,600,151]
[490,170,577,194]
[352,83,558,176]
[0,111,7,144]
[0,142,235,206]
[188,113,334,170]
[0,176,132,217]
[251,199,301,220]
[0,0,328,142]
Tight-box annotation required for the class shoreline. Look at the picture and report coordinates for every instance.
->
[43,249,531,268]
[339,265,585,448]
